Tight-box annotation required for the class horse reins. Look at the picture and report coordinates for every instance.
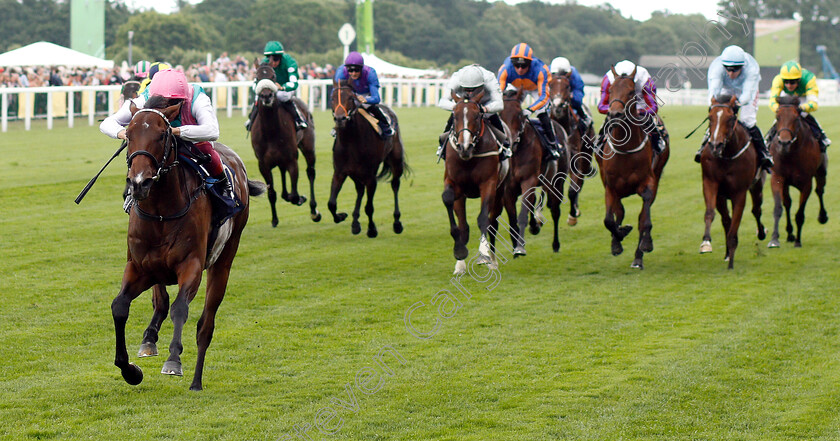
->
[775,104,801,144]
[449,100,494,157]
[127,108,203,222]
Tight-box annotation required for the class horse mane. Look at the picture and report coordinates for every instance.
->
[503,89,519,99]
[715,93,733,104]
[776,95,801,106]
[145,95,172,110]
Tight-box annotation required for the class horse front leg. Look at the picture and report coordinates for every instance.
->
[700,178,718,254]
[632,185,655,270]
[443,184,468,274]
[794,181,812,248]
[113,262,153,385]
[364,178,379,238]
[286,156,306,207]
[161,259,203,378]
[389,147,405,234]
[603,188,631,256]
[258,162,279,228]
[328,171,348,224]
[816,164,828,224]
[783,185,795,243]
[725,191,748,270]
[279,169,291,203]
[750,175,766,240]
[769,178,784,248]
[716,194,732,261]
[476,181,497,265]
[350,178,365,235]
[138,284,170,358]
[300,133,321,222]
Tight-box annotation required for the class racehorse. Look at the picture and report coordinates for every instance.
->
[251,64,320,226]
[500,88,566,255]
[699,95,766,269]
[112,96,265,391]
[597,66,669,269]
[549,73,596,226]
[328,79,406,237]
[443,90,506,274]
[767,95,828,248]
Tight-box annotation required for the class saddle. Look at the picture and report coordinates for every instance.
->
[177,140,244,228]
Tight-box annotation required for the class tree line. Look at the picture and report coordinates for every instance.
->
[0,0,837,76]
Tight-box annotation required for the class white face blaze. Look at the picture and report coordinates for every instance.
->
[460,106,471,148]
[132,173,146,186]
[712,109,723,142]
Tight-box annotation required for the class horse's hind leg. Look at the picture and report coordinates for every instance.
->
[783,185,795,242]
[632,186,655,269]
[328,171,348,224]
[549,189,562,253]
[716,195,732,261]
[604,189,630,256]
[279,169,292,203]
[769,182,783,248]
[794,182,812,247]
[113,263,153,385]
[351,179,365,235]
[750,176,766,240]
[503,186,524,257]
[258,163,279,227]
[138,284,170,357]
[443,185,468,273]
[816,167,828,224]
[726,192,748,269]
[162,262,203,378]
[389,152,404,234]
[299,139,321,222]
[365,178,379,238]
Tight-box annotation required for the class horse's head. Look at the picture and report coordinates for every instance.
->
[608,65,637,120]
[255,64,278,107]
[125,96,180,201]
[549,74,571,119]
[331,79,359,129]
[501,88,525,139]
[122,81,141,101]
[707,94,739,158]
[775,95,802,154]
[450,89,486,160]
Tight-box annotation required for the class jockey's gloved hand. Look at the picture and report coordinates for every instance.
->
[123,194,135,214]
[801,111,809,118]
[522,108,532,117]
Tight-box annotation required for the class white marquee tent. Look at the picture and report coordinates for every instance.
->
[361,52,443,78]
[0,41,114,69]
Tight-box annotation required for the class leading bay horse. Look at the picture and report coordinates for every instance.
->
[251,64,320,226]
[699,95,766,269]
[328,79,406,237]
[500,88,566,255]
[112,96,265,391]
[443,90,506,274]
[767,96,828,248]
[549,73,596,226]
[597,66,669,269]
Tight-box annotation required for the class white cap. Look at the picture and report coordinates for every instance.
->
[614,60,636,76]
[720,45,746,66]
[550,57,571,75]
[458,64,484,88]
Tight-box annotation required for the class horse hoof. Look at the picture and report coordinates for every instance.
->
[529,225,541,235]
[618,225,633,239]
[699,240,712,254]
[513,246,526,257]
[757,227,766,240]
[334,213,347,224]
[795,241,802,248]
[724,254,730,262]
[271,218,279,228]
[640,239,654,253]
[311,212,322,223]
[351,222,361,235]
[567,216,578,226]
[630,260,644,270]
[453,260,467,275]
[393,222,403,234]
[768,239,780,248]
[189,383,203,392]
[553,241,560,253]
[121,363,144,385]
[367,227,378,238]
[137,342,158,358]
[294,195,307,206]
[819,213,828,224]
[786,235,796,243]
[488,259,499,270]
[161,361,183,376]
[475,254,492,265]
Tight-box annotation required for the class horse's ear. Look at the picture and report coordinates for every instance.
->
[630,66,637,78]
[563,72,571,79]
[129,101,138,116]
[610,65,617,77]
[728,95,737,107]
[474,88,486,103]
[451,89,459,102]
[162,102,182,122]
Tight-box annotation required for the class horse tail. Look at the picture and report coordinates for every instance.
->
[377,132,411,182]
[248,179,268,197]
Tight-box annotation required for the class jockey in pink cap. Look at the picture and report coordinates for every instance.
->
[100,68,234,211]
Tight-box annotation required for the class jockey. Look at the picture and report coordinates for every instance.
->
[245,40,307,131]
[698,45,773,171]
[768,60,831,154]
[334,51,394,138]
[100,69,235,211]
[549,56,590,134]
[498,43,562,159]
[437,64,509,159]
[597,59,665,155]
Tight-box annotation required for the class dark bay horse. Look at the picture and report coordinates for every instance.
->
[767,96,828,248]
[549,73,596,226]
[251,64,320,226]
[597,66,669,269]
[699,95,766,269]
[500,89,566,255]
[113,97,265,391]
[328,79,406,237]
[443,90,506,274]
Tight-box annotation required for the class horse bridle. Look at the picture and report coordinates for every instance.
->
[503,95,525,146]
[709,102,738,146]
[775,104,801,145]
[449,99,488,157]
[126,108,179,182]
[332,85,359,119]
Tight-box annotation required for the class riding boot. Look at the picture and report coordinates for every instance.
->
[748,125,774,172]
[695,129,710,163]
[642,117,664,155]
[368,104,394,138]
[244,102,258,132]
[804,113,832,151]
[572,102,589,136]
[538,111,562,159]
[437,114,454,160]
[282,100,307,130]
[213,172,236,204]
[488,113,510,148]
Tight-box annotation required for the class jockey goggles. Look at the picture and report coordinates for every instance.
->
[512,59,531,69]
[346,65,362,73]
[724,65,742,72]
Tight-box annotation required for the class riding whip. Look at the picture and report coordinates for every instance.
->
[75,140,127,204]
[684,117,709,139]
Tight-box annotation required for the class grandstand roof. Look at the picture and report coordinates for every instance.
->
[0,41,114,68]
